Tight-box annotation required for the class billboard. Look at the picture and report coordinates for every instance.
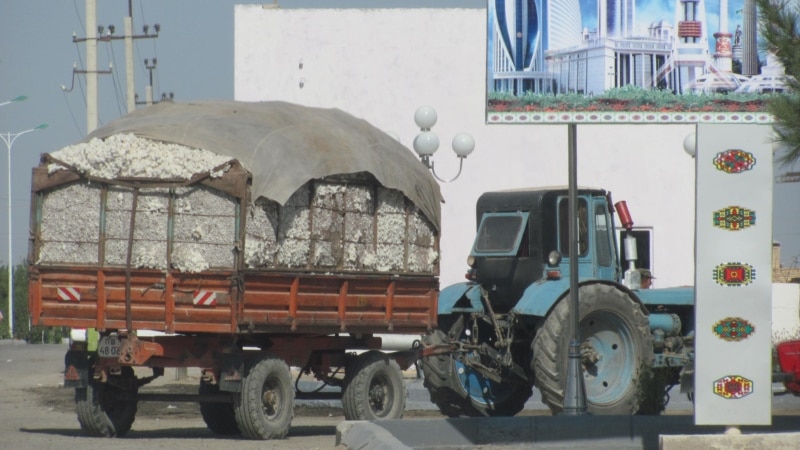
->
[694,124,773,425]
[486,0,783,124]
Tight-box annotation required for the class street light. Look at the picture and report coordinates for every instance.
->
[0,96,27,108]
[683,132,697,157]
[412,105,475,182]
[0,123,47,337]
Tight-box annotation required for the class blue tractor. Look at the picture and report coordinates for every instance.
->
[421,187,695,416]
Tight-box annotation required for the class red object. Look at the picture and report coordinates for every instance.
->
[777,340,800,393]
[193,290,217,307]
[614,201,634,230]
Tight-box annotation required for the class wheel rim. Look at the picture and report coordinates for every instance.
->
[454,353,516,407]
[368,372,393,417]
[580,310,636,406]
[261,376,283,420]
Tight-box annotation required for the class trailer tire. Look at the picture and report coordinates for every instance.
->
[75,367,138,437]
[532,283,653,415]
[199,379,239,435]
[234,354,294,440]
[342,351,406,421]
[421,315,532,417]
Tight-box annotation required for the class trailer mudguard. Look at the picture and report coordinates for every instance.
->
[64,350,91,388]
[511,279,572,317]
[438,282,484,314]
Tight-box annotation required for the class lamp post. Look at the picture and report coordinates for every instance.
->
[0,123,48,337]
[562,123,587,415]
[412,106,475,182]
[0,96,27,108]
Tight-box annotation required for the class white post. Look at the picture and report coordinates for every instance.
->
[0,124,47,338]
[6,132,11,336]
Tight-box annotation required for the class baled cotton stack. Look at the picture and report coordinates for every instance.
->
[37,134,438,274]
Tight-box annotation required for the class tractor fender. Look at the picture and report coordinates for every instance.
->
[512,279,648,318]
[438,282,485,315]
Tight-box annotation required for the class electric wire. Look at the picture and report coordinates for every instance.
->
[104,42,126,117]
[60,88,83,138]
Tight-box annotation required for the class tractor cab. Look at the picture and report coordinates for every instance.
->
[468,187,621,311]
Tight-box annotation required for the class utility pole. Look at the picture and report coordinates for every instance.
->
[124,1,135,113]
[136,58,174,106]
[86,0,99,133]
[65,0,161,133]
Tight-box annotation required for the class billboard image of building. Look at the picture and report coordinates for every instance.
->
[486,0,787,123]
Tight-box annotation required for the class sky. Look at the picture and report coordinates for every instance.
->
[0,0,483,270]
[2,0,800,271]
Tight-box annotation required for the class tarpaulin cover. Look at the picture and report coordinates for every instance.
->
[84,100,442,230]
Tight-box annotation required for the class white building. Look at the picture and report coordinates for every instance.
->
[233,6,769,290]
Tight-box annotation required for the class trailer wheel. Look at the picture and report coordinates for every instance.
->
[75,367,138,437]
[234,354,294,440]
[199,379,239,435]
[532,283,653,415]
[342,351,406,421]
[421,315,532,417]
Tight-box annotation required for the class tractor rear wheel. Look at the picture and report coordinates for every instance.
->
[532,283,653,415]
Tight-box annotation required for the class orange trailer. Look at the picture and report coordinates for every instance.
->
[28,101,442,440]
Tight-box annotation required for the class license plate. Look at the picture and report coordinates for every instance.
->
[97,335,122,359]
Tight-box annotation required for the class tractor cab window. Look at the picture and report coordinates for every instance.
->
[472,212,529,256]
[595,203,612,267]
[558,198,588,256]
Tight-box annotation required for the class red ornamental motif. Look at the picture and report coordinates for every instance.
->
[713,375,753,399]
[713,149,756,173]
[713,262,755,287]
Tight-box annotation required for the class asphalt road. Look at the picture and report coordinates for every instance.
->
[0,341,351,449]
[4,340,800,449]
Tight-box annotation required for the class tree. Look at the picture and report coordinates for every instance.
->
[757,0,800,165]
[0,261,65,343]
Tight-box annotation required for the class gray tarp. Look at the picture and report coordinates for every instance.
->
[85,100,442,230]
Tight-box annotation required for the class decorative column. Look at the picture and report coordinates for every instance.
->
[713,0,733,72]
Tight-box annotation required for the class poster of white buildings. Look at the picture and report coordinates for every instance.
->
[486,0,787,123]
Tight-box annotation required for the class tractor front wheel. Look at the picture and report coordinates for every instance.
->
[421,314,533,417]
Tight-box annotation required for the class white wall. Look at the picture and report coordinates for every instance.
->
[774,283,800,343]
[234,7,697,288]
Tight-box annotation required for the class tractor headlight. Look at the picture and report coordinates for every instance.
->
[547,250,562,266]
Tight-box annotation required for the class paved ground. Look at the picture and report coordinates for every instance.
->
[4,340,800,449]
[0,341,350,449]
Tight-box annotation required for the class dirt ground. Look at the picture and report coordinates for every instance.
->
[0,341,443,449]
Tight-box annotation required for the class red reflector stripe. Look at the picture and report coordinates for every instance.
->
[58,287,80,302]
